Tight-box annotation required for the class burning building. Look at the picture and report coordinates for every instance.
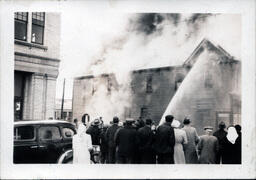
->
[161,39,241,135]
[72,39,241,135]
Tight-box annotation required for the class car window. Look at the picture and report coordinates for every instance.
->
[62,127,75,138]
[14,126,34,140]
[39,126,61,141]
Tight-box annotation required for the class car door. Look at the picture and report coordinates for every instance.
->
[13,125,38,163]
[37,125,63,163]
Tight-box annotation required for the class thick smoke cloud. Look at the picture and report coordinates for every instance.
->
[58,13,241,123]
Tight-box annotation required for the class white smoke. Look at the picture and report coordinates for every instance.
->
[59,13,241,123]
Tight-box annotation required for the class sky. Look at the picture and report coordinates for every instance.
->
[55,12,241,100]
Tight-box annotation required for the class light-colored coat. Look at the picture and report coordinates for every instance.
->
[174,128,188,164]
[72,124,92,164]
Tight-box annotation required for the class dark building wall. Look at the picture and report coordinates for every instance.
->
[130,66,188,124]
[72,66,189,124]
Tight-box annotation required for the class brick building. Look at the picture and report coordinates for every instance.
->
[14,12,61,121]
[72,39,241,134]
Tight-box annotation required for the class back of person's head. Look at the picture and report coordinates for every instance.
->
[235,124,241,133]
[74,118,78,123]
[113,116,119,124]
[81,115,86,124]
[219,121,226,129]
[183,117,190,125]
[145,119,152,126]
[165,115,174,123]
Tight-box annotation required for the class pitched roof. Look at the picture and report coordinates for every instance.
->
[183,38,239,67]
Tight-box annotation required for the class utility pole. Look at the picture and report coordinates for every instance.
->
[60,78,65,120]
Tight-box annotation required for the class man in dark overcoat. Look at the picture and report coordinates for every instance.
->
[137,119,156,164]
[213,121,227,163]
[153,115,175,164]
[86,119,101,145]
[114,118,138,164]
[105,116,120,163]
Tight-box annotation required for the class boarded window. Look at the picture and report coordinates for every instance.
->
[146,75,153,93]
[107,77,112,93]
[204,71,213,88]
[140,107,148,119]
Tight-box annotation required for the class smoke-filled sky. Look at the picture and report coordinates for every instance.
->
[56,13,241,99]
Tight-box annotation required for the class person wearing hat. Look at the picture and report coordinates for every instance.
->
[137,119,156,164]
[86,119,102,145]
[114,118,138,164]
[182,117,200,164]
[153,115,176,164]
[213,121,227,163]
[198,126,219,164]
[105,116,120,164]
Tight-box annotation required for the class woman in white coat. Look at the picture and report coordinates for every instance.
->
[72,124,93,164]
[172,119,188,164]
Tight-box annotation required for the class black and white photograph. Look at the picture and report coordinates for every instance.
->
[0,0,256,179]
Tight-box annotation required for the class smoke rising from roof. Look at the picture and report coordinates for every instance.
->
[58,13,241,106]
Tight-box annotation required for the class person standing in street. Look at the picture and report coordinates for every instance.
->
[99,124,109,164]
[105,116,120,164]
[115,118,138,164]
[72,124,93,164]
[137,119,156,164]
[182,118,200,164]
[234,124,242,164]
[153,115,176,164]
[86,119,101,145]
[213,121,227,163]
[222,126,240,164]
[172,119,188,164]
[198,126,219,164]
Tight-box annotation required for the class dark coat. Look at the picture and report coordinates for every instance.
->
[222,136,241,164]
[115,125,138,157]
[213,129,227,150]
[105,124,120,148]
[138,126,155,151]
[99,127,108,153]
[137,125,156,163]
[86,125,101,145]
[153,122,175,154]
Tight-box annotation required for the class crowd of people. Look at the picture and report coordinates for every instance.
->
[72,115,241,164]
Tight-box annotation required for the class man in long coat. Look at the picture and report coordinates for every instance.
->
[213,121,227,163]
[114,118,138,164]
[182,118,200,164]
[153,115,175,164]
[198,126,219,164]
[105,116,120,163]
[137,119,156,164]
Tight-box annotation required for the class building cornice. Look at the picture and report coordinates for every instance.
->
[15,39,48,51]
[15,51,60,62]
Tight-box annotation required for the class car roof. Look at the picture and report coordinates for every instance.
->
[14,120,73,126]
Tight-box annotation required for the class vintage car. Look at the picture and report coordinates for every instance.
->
[13,120,76,163]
